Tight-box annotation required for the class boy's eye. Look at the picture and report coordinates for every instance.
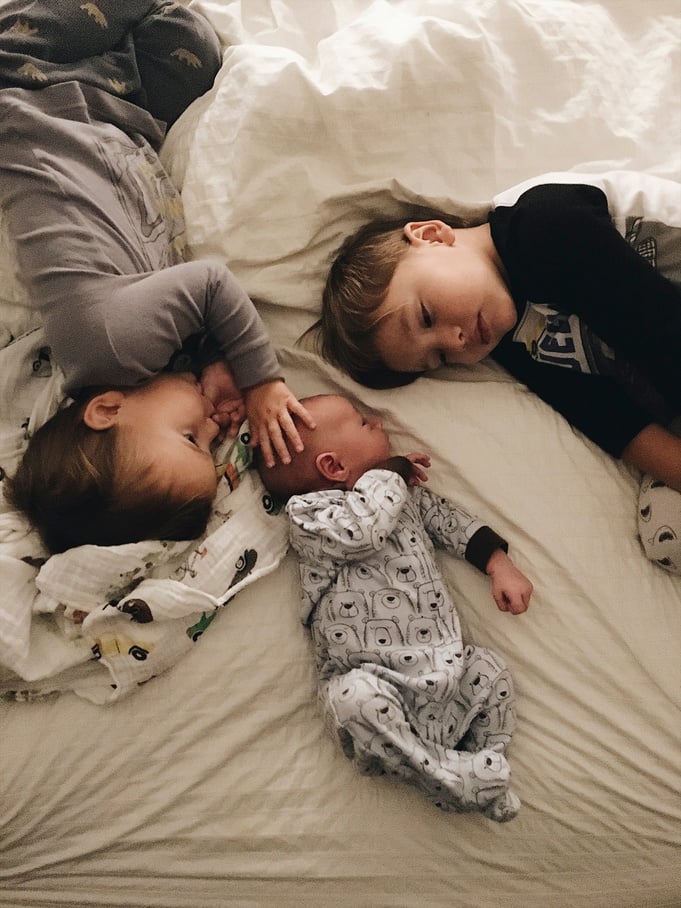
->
[439,352,447,366]
[185,433,198,446]
[420,302,433,328]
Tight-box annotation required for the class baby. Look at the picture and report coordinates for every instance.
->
[258,394,533,821]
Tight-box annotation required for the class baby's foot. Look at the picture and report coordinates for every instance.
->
[483,788,521,822]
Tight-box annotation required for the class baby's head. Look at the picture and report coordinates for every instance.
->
[4,373,220,553]
[257,394,391,498]
[314,209,514,387]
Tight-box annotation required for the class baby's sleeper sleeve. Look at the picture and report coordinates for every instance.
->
[415,486,507,573]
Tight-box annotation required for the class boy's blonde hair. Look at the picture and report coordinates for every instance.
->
[309,210,474,387]
[4,399,213,553]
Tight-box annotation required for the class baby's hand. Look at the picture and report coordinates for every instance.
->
[199,361,246,440]
[245,379,315,467]
[485,549,533,615]
[374,453,430,486]
[405,452,431,486]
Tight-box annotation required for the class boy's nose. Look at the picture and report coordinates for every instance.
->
[448,327,466,351]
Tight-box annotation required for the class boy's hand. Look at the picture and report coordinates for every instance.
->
[199,361,246,440]
[245,379,316,467]
[485,549,533,615]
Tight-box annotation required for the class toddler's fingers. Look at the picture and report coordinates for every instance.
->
[266,420,293,465]
[278,410,304,454]
[290,399,316,430]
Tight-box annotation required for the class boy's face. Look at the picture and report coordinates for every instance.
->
[115,373,221,502]
[373,222,517,373]
[306,395,391,486]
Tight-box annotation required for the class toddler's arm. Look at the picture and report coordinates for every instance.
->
[485,549,533,615]
[622,424,681,493]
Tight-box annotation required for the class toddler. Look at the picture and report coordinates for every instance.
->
[0,0,313,552]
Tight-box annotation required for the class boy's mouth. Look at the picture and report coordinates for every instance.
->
[477,313,491,346]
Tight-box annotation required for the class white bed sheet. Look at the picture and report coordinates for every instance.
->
[1,1,680,906]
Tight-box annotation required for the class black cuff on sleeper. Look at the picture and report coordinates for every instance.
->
[465,526,508,574]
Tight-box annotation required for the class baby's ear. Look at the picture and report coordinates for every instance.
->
[315,452,348,485]
[82,390,126,431]
[403,220,455,246]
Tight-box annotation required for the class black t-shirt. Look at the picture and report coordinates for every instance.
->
[489,183,681,457]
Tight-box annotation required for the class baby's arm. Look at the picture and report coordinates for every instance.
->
[484,549,533,615]
[622,424,681,493]
[374,453,431,486]
[287,468,411,558]
[417,486,532,614]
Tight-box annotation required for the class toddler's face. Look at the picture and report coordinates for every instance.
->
[116,373,220,503]
[373,224,517,373]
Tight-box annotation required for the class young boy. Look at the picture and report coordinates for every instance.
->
[0,0,313,553]
[312,180,681,573]
[259,394,533,821]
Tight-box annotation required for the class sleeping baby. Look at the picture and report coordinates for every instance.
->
[257,393,533,821]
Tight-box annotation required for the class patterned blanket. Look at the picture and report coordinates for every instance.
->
[0,326,288,703]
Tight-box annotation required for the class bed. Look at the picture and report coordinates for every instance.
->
[1,1,680,905]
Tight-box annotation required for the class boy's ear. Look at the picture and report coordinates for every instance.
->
[315,451,349,485]
[403,220,455,247]
[82,390,126,431]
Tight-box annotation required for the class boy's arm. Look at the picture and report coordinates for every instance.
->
[622,424,681,493]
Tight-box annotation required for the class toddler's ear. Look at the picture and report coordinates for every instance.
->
[403,220,455,246]
[83,390,126,430]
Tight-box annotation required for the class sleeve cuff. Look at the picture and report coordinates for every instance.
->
[465,526,508,574]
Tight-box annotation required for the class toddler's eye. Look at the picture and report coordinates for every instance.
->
[185,433,198,446]
[439,352,447,366]
[420,302,433,328]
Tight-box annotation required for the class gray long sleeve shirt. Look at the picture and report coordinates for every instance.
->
[0,80,280,395]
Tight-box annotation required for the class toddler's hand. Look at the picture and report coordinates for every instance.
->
[199,361,246,440]
[485,549,533,615]
[245,379,315,467]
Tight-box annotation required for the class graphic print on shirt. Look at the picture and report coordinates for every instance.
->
[512,217,681,422]
[98,132,186,269]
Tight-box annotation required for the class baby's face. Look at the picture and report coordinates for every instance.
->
[306,395,391,484]
[116,373,220,503]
